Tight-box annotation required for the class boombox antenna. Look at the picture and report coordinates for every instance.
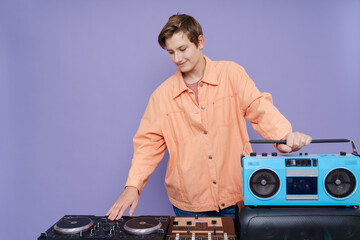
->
[352,141,359,156]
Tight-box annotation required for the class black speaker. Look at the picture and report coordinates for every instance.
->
[236,206,360,240]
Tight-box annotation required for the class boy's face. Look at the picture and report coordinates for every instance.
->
[165,32,204,74]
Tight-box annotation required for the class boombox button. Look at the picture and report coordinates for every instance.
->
[272,152,277,156]
[340,151,346,156]
[250,152,256,157]
[262,153,268,157]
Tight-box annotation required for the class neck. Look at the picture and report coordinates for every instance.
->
[182,55,206,84]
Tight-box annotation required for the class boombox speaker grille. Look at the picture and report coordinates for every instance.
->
[325,168,356,198]
[250,169,280,198]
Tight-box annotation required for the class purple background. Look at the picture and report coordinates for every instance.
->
[1,1,359,239]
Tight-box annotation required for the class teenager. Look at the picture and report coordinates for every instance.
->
[106,14,311,221]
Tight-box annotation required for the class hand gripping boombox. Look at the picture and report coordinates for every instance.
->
[241,139,360,207]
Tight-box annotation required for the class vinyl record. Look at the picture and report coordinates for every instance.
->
[124,217,162,235]
[250,169,280,198]
[325,168,356,198]
[54,217,94,234]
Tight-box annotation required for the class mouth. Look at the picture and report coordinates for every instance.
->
[178,61,187,67]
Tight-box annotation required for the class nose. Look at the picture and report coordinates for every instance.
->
[174,52,182,64]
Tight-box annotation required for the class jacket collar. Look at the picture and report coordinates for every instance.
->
[172,56,219,99]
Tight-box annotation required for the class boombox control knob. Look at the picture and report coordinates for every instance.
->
[340,151,346,156]
[272,152,277,156]
[262,153,268,157]
[250,152,257,157]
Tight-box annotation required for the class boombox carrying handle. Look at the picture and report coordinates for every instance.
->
[242,139,359,156]
[249,139,350,144]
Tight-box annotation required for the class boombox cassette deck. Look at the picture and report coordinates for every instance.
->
[242,139,360,207]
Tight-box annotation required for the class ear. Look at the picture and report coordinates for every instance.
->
[198,35,205,50]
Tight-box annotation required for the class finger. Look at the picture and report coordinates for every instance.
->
[116,204,129,220]
[128,199,138,217]
[286,133,294,148]
[105,207,113,217]
[109,203,124,221]
[293,132,301,149]
[306,136,312,145]
[277,144,292,153]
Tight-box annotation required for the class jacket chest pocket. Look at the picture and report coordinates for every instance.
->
[210,95,237,126]
[165,111,202,142]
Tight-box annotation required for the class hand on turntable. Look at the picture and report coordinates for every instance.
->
[277,131,312,153]
[106,186,139,221]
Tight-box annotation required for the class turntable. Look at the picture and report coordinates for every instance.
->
[38,215,170,240]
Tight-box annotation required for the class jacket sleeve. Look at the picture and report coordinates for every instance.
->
[125,91,166,193]
[233,63,292,140]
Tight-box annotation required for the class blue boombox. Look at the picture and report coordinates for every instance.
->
[242,139,360,207]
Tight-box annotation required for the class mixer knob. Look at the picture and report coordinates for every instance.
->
[173,220,178,227]
[305,153,308,156]
[186,221,192,226]
[299,153,303,156]
[103,223,110,232]
[211,220,217,225]
[262,153,268,157]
